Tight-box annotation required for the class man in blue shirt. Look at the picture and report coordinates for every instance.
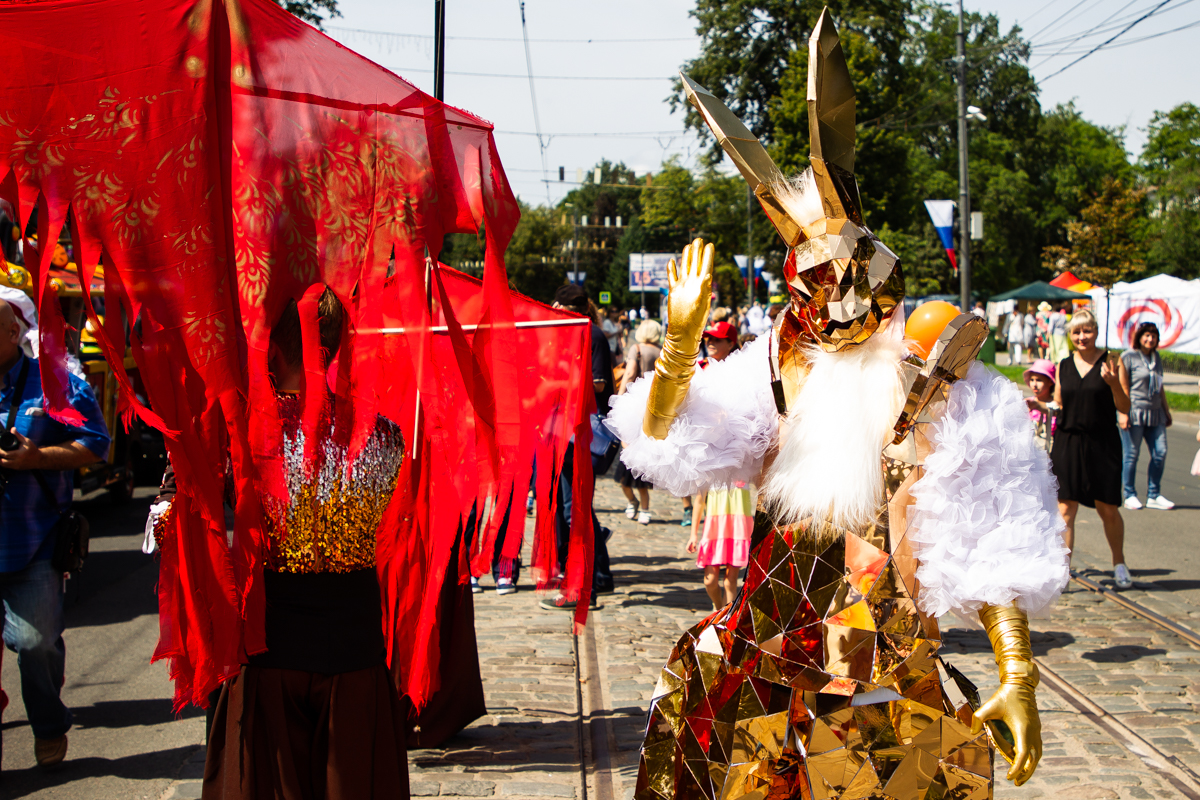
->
[0,298,109,768]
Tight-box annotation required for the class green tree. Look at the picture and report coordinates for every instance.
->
[504,203,572,303]
[1042,178,1148,289]
[1141,103,1200,278]
[276,0,339,28]
[674,0,912,156]
[673,2,1140,298]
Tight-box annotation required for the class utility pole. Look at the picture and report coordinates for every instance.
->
[746,185,754,308]
[433,0,446,101]
[956,0,971,312]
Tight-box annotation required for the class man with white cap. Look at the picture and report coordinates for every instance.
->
[0,288,110,769]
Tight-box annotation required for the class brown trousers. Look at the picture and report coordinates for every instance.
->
[203,665,409,800]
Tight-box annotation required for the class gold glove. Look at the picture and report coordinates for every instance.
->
[643,238,715,439]
[974,604,1042,786]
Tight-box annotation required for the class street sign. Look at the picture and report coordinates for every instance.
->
[598,291,612,305]
[628,253,675,292]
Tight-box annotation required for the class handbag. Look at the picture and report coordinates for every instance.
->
[1,358,90,574]
[589,413,620,474]
[38,471,90,573]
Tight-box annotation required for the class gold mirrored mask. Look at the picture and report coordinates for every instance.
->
[681,8,905,353]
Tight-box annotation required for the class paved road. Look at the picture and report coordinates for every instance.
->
[1060,415,1200,616]
[6,411,1199,799]
[1,487,205,799]
[403,474,1200,800]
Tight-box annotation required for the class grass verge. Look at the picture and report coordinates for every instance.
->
[986,361,1199,413]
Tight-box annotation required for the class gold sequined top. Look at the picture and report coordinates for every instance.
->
[264,394,405,574]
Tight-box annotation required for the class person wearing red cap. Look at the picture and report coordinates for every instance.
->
[686,320,750,609]
[699,320,737,368]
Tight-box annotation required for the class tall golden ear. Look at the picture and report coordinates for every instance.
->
[679,73,804,247]
[806,8,863,223]
[808,8,855,174]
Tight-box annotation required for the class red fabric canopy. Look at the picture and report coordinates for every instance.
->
[1050,271,1086,289]
[0,0,593,712]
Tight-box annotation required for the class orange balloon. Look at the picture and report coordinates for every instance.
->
[905,300,961,359]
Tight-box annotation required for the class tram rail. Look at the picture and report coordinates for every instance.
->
[1070,570,1200,649]
[949,606,1200,798]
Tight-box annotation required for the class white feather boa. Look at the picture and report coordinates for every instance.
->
[605,334,777,498]
[607,330,1069,618]
[908,362,1070,617]
[758,329,906,531]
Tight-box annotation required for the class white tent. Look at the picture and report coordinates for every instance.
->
[1087,275,1200,354]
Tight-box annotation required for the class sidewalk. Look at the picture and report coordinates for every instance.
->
[161,474,1200,800]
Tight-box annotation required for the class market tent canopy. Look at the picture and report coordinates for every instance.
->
[1088,274,1200,353]
[989,281,1091,302]
[1049,270,1094,293]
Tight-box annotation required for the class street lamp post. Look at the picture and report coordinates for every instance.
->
[746,185,754,308]
[956,0,971,313]
[433,0,446,101]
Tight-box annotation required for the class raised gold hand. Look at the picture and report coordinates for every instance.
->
[642,238,715,439]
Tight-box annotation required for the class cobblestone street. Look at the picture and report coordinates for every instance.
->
[152,472,1200,800]
[394,475,1200,800]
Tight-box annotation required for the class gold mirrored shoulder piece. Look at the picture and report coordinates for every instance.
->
[893,314,988,444]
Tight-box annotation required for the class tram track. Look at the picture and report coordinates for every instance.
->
[1070,570,1200,649]
[950,579,1200,799]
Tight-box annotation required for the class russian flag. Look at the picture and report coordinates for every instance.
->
[923,200,958,272]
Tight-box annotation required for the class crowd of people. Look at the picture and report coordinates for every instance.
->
[1004,301,1072,365]
[1010,309,1183,591]
[572,293,1191,602]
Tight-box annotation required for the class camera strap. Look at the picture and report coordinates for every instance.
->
[3,358,68,516]
[5,357,29,434]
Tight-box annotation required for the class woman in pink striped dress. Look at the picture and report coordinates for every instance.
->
[686,480,755,610]
[684,321,753,610]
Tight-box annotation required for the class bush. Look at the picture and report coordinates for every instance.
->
[1160,350,1200,376]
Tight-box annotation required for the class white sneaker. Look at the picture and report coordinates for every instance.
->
[1122,496,1143,510]
[1146,495,1175,510]
[470,577,482,594]
[624,503,638,520]
[496,579,516,596]
[637,510,651,525]
[1113,563,1133,590]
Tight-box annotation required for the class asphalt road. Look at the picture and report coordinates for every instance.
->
[1,487,204,800]
[0,402,1195,799]
[1067,414,1200,615]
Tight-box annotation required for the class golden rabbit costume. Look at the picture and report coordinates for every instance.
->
[605,10,1069,800]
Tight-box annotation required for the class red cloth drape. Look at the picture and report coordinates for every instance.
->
[0,0,591,711]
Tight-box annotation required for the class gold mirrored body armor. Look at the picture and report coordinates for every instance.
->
[636,317,996,800]
[636,5,1037,796]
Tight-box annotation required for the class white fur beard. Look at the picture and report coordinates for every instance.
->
[759,324,906,532]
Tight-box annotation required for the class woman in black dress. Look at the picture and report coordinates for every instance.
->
[1050,309,1133,587]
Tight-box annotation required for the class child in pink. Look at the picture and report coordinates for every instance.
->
[1023,358,1058,451]
[686,481,755,610]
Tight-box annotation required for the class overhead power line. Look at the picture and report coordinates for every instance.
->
[1039,16,1200,52]
[1040,0,1183,79]
[517,0,551,203]
[1032,0,1195,50]
[386,65,667,80]
[329,26,694,44]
